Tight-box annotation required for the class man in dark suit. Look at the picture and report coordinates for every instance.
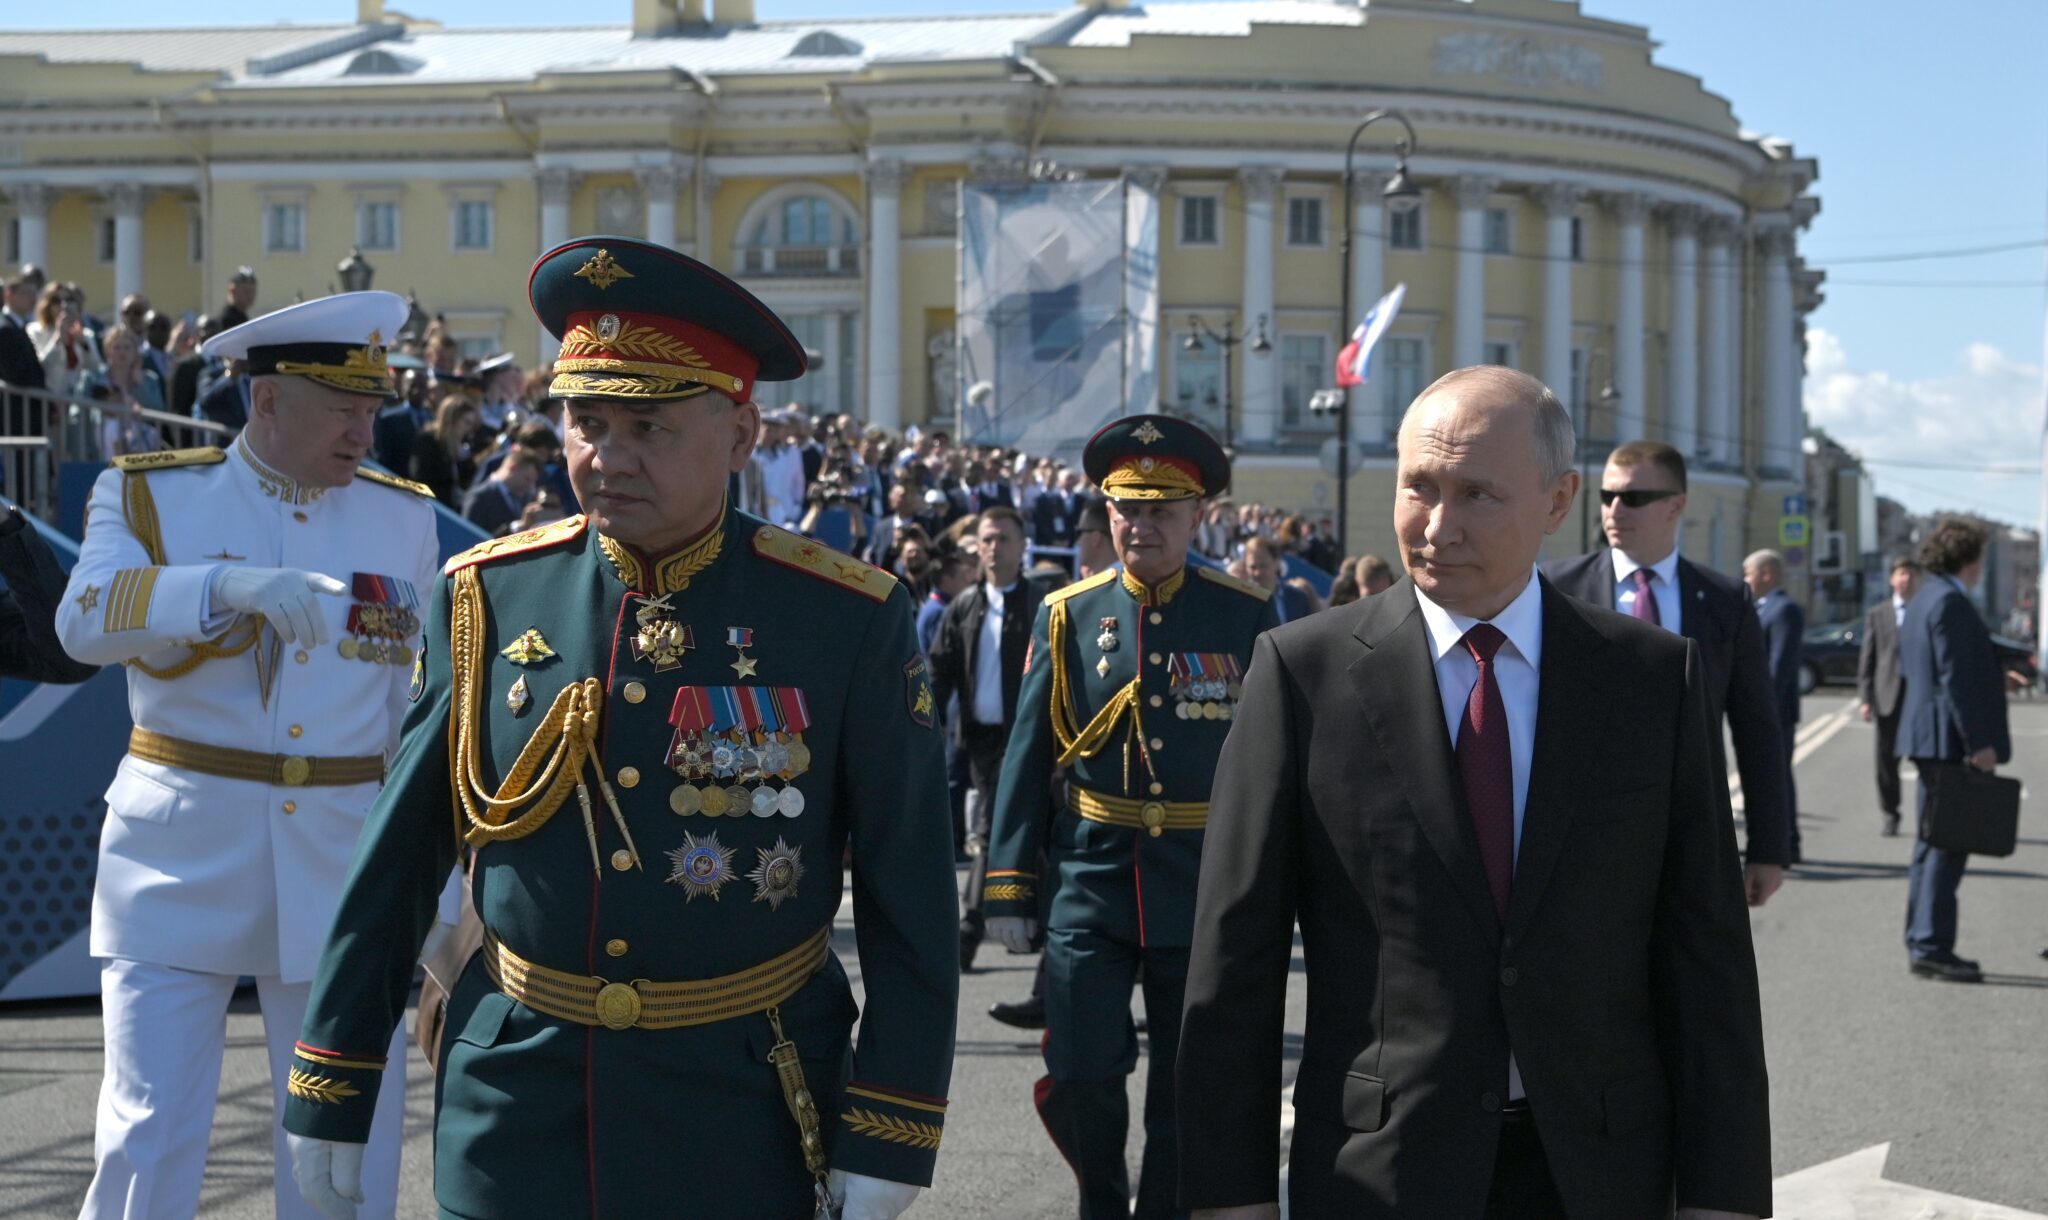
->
[1180,367,1769,1220]
[1896,518,2010,982]
[0,271,45,391]
[195,364,251,431]
[1744,549,1806,862]
[460,448,540,537]
[169,315,223,417]
[1033,470,1084,548]
[929,505,1057,971]
[1859,555,1921,837]
[1544,439,1792,904]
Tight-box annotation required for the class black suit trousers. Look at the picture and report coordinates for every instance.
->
[1874,705,1903,816]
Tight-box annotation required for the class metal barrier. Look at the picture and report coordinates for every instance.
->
[0,384,233,520]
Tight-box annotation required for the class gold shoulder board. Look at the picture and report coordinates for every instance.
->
[444,514,590,575]
[1044,568,1118,606]
[112,447,225,472]
[750,524,897,603]
[1196,566,1274,602]
[355,467,436,498]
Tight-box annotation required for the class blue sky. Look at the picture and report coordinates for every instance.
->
[15,0,2048,521]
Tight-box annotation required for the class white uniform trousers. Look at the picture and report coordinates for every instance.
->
[80,958,408,1220]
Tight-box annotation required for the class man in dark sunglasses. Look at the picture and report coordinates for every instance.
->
[1545,439,1794,904]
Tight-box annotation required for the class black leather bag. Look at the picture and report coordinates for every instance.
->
[1919,762,2022,857]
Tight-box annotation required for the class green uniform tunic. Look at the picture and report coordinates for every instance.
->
[281,507,958,1219]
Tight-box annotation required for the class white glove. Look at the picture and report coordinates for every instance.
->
[287,1134,364,1220]
[211,567,347,646]
[986,916,1037,954]
[829,1169,922,1220]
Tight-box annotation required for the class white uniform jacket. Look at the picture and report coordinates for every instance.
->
[56,436,439,982]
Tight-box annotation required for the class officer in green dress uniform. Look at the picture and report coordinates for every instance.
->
[981,416,1279,1219]
[282,238,959,1220]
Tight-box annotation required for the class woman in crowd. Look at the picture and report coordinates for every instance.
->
[94,326,165,460]
[27,282,103,398]
[410,394,481,510]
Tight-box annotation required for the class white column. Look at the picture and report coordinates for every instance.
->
[1348,171,1389,446]
[1664,203,1700,456]
[9,183,51,271]
[1237,166,1282,444]
[107,183,147,305]
[536,169,578,360]
[1699,216,1735,466]
[692,170,719,261]
[1758,224,1797,477]
[1451,175,1495,369]
[636,164,680,251]
[1536,182,1581,404]
[1610,192,1651,442]
[863,159,909,431]
[820,309,843,414]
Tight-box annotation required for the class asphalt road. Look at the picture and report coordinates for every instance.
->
[0,691,2043,1217]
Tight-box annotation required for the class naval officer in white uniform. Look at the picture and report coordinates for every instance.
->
[57,291,441,1220]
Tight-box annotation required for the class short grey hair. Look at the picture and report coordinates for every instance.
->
[1400,365,1576,483]
[1743,549,1785,579]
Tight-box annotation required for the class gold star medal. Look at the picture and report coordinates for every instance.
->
[726,626,759,679]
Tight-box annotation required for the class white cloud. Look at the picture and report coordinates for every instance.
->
[1802,327,2043,522]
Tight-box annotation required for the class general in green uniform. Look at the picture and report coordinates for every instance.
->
[281,238,959,1220]
[981,416,1279,1219]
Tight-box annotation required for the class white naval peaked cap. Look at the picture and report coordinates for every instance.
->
[201,290,411,397]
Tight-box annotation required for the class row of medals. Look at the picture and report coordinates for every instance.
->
[667,732,810,819]
[338,605,418,666]
[1174,679,1240,721]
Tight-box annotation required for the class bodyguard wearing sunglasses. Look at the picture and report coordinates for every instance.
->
[1545,440,1793,905]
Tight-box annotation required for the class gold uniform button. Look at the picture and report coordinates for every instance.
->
[1148,651,1163,665]
[288,725,304,739]
[610,849,634,872]
[293,511,309,523]
[1150,612,1163,625]
[1149,695,1163,708]
[1149,782,1164,795]
[1149,738,1165,752]
[295,650,309,664]
[622,681,647,705]
[605,939,629,958]
[616,766,641,788]
[282,801,297,814]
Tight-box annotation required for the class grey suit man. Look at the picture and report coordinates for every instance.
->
[1744,550,1806,863]
[1896,519,2010,982]
[1858,556,1921,836]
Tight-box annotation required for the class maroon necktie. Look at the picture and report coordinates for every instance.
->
[1456,624,1515,920]
[1630,567,1661,627]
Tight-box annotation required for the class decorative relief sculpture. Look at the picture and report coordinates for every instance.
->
[1431,33,1604,91]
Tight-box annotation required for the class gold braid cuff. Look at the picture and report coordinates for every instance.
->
[448,566,642,875]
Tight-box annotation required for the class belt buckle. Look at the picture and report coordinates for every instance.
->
[1139,801,1167,837]
[594,980,643,1030]
[279,756,311,787]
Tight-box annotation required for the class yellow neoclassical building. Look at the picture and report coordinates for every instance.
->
[0,0,1820,567]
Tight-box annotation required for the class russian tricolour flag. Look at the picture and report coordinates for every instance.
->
[1334,283,1407,388]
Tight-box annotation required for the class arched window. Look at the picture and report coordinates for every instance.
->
[737,187,860,277]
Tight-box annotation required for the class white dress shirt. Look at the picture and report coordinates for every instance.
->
[1893,593,1907,628]
[1412,569,1545,1101]
[971,578,1016,726]
[1610,546,1682,633]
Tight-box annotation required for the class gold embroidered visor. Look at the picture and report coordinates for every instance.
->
[549,309,755,404]
[1099,455,1207,501]
[251,335,394,397]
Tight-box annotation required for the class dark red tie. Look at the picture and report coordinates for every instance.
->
[1630,567,1661,627]
[1456,624,1514,920]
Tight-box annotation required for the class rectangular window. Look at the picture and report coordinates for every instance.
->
[96,216,117,263]
[1285,196,1323,247]
[1380,338,1425,432]
[1179,194,1219,246]
[1483,341,1515,369]
[453,200,493,251]
[264,202,305,254]
[1279,333,1331,429]
[1483,207,1511,256]
[1388,205,1422,251]
[922,178,957,238]
[1173,332,1224,435]
[1570,215,1585,262]
[357,201,399,251]
[4,216,17,265]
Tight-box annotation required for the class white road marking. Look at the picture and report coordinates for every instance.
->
[1728,700,1854,804]
[1774,1143,2048,1219]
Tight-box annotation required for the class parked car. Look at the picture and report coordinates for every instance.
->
[1800,619,2038,694]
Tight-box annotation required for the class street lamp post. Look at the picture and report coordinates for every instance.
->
[337,246,374,293]
[1333,109,1422,558]
[1182,312,1270,448]
[1578,346,1621,551]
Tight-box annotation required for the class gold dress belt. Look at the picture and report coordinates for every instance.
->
[1067,786,1209,836]
[127,727,385,788]
[483,925,831,1031]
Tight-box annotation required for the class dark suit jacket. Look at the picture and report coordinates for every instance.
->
[928,572,1058,731]
[1858,599,1905,718]
[1896,576,2010,765]
[1032,491,1080,547]
[1755,588,1805,728]
[461,480,525,537]
[1179,576,1770,1218]
[1545,550,1791,865]
[0,317,46,389]
[195,374,249,431]
[169,354,207,417]
[0,508,99,684]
